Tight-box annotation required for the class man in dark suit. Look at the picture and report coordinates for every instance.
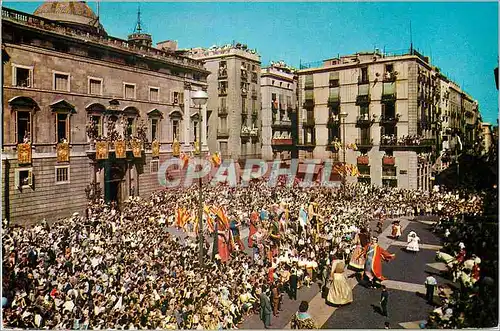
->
[260,285,272,329]
[380,285,389,317]
[289,268,298,300]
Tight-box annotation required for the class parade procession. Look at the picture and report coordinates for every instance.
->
[1,0,498,330]
[2,176,497,329]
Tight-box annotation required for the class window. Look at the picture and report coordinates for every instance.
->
[360,127,370,142]
[385,64,394,73]
[126,117,135,138]
[358,165,370,175]
[360,67,368,83]
[56,113,69,142]
[54,72,70,91]
[15,168,33,189]
[151,118,158,141]
[173,91,180,104]
[150,160,159,174]
[382,166,397,177]
[91,115,103,137]
[88,77,103,95]
[329,79,339,88]
[149,87,159,101]
[242,98,246,113]
[220,117,228,131]
[360,105,369,117]
[55,166,70,184]
[17,111,31,143]
[172,120,179,140]
[12,65,32,87]
[358,177,371,185]
[124,83,136,99]
[193,121,198,142]
[286,96,292,108]
[382,178,397,187]
[252,99,257,112]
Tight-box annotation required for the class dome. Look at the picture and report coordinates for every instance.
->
[34,1,106,34]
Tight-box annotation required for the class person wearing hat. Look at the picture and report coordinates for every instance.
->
[391,221,402,239]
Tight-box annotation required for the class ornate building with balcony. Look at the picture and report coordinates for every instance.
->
[2,3,209,224]
[260,61,298,160]
[297,49,480,190]
[187,43,261,160]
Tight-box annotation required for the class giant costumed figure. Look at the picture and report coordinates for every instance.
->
[356,236,395,288]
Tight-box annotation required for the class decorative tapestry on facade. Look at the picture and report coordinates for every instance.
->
[17,143,32,164]
[56,142,70,162]
[114,140,126,159]
[131,140,142,158]
[96,141,109,160]
[152,140,160,157]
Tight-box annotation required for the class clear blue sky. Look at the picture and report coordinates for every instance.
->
[5,1,499,123]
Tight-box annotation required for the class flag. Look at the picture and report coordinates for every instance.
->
[351,164,359,177]
[180,153,189,168]
[215,206,229,230]
[299,207,308,228]
[175,208,189,229]
[211,152,222,167]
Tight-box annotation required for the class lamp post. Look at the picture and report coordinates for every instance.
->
[340,112,348,194]
[192,90,208,266]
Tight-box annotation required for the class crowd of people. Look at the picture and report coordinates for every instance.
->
[2,179,487,329]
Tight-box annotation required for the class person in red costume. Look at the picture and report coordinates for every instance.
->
[216,217,232,263]
[356,237,396,288]
[456,242,466,264]
[248,211,259,248]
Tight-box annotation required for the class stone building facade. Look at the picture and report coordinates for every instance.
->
[187,44,261,160]
[2,3,209,224]
[296,50,480,191]
[260,62,298,161]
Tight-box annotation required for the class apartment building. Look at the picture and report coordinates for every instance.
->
[187,44,261,160]
[260,61,298,161]
[2,3,209,224]
[296,49,479,191]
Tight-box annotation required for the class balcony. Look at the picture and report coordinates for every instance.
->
[379,114,400,126]
[217,129,229,138]
[355,138,374,149]
[383,71,397,82]
[355,94,371,105]
[241,70,248,81]
[272,119,292,130]
[251,72,258,83]
[218,69,228,79]
[272,138,293,146]
[381,93,396,103]
[380,136,436,151]
[356,114,374,127]
[382,155,395,166]
[218,107,228,116]
[327,96,340,106]
[357,155,369,165]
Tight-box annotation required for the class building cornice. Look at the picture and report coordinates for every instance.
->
[4,43,208,88]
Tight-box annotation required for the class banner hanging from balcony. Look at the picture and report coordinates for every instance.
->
[131,139,142,158]
[152,140,160,157]
[172,138,180,157]
[332,163,359,177]
[114,140,126,159]
[56,142,70,163]
[17,143,32,165]
[96,141,109,160]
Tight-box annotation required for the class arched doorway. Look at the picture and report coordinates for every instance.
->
[105,163,125,204]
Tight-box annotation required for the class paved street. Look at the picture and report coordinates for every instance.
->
[216,216,453,330]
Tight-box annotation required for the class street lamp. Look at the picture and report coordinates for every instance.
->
[192,90,208,266]
[339,112,348,194]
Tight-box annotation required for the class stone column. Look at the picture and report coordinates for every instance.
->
[183,82,191,146]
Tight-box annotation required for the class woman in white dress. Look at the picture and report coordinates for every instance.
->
[406,231,421,253]
[326,253,353,306]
